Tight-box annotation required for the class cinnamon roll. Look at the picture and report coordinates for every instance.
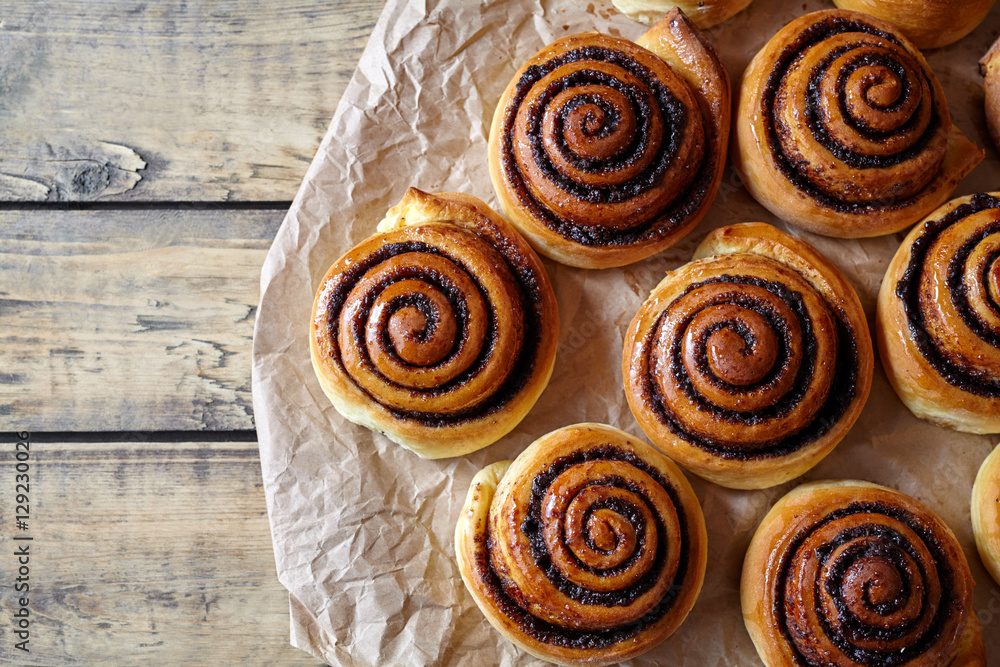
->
[455,423,707,665]
[610,0,753,29]
[488,9,730,269]
[833,0,994,50]
[623,223,873,489]
[310,188,559,458]
[980,38,1000,154]
[734,10,983,239]
[877,192,1000,433]
[972,445,1000,587]
[743,480,986,667]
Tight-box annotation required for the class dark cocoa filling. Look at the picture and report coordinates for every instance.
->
[536,73,666,183]
[774,501,956,666]
[559,93,622,141]
[523,477,651,593]
[469,445,690,649]
[805,50,937,166]
[675,289,795,396]
[377,293,441,347]
[359,273,470,369]
[822,529,921,639]
[501,45,714,247]
[761,15,938,213]
[947,227,1000,349]
[983,250,1000,316]
[833,54,913,127]
[895,192,1000,396]
[641,275,859,460]
[320,240,544,425]
[580,496,644,556]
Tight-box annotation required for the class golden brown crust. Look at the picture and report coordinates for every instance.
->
[733,9,983,239]
[972,445,1000,587]
[488,9,730,269]
[834,0,995,50]
[876,192,1000,434]
[981,38,1000,154]
[611,0,753,28]
[742,480,985,667]
[623,222,873,489]
[310,188,559,458]
[455,423,707,665]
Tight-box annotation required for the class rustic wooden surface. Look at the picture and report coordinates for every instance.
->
[0,208,280,432]
[0,439,321,665]
[0,1,382,202]
[0,0,387,663]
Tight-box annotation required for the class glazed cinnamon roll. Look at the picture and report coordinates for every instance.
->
[877,193,1000,433]
[734,10,983,238]
[455,423,707,665]
[310,189,559,458]
[488,9,730,269]
[743,481,986,667]
[973,445,1000,587]
[833,0,994,50]
[623,223,873,489]
[611,0,753,28]
[980,39,1000,154]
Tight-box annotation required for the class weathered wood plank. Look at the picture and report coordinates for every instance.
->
[0,1,384,202]
[0,439,323,665]
[0,208,282,431]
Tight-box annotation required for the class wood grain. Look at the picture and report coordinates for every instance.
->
[0,208,282,432]
[0,439,324,666]
[0,1,385,202]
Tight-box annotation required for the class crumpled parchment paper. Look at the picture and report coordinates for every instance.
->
[251,0,1000,663]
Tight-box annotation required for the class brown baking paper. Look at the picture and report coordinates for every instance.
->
[252,0,1000,663]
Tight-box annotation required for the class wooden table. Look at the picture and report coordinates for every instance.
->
[0,2,385,663]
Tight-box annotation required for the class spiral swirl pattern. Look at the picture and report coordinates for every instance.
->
[455,424,707,665]
[647,269,843,450]
[311,190,559,458]
[505,40,704,235]
[735,10,982,237]
[625,224,872,488]
[899,194,1000,393]
[334,226,524,415]
[489,15,730,268]
[771,26,945,205]
[743,482,981,667]
[879,192,1000,433]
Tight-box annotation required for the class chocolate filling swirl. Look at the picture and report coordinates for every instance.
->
[474,446,691,648]
[499,40,714,247]
[895,192,1000,397]
[775,501,961,666]
[316,227,545,426]
[640,275,859,460]
[762,15,948,212]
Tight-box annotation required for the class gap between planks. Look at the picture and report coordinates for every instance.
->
[0,207,285,433]
[0,439,324,666]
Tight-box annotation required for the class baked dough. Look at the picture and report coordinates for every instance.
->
[743,480,986,666]
[623,222,873,489]
[980,38,1000,154]
[833,0,994,50]
[972,445,1000,587]
[488,9,729,268]
[877,192,1000,433]
[611,0,753,28]
[733,9,983,238]
[455,423,707,665]
[310,188,559,458]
